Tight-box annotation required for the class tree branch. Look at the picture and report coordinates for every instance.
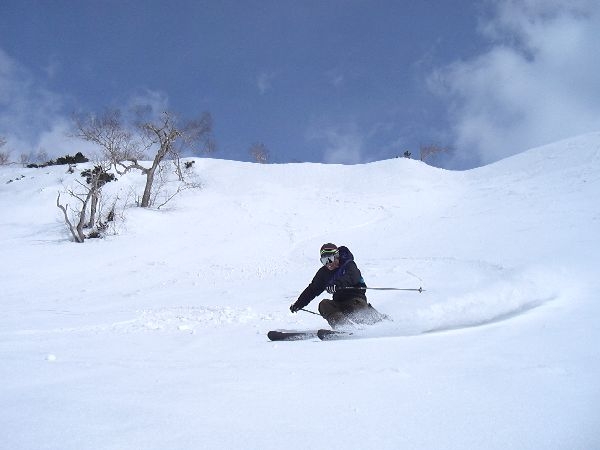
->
[56,193,84,243]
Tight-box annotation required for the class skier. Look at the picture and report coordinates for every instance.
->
[289,243,385,329]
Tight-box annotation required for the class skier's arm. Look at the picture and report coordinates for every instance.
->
[290,268,328,312]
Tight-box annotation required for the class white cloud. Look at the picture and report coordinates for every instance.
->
[0,48,173,160]
[39,118,99,156]
[124,88,170,121]
[0,48,71,158]
[307,124,365,164]
[43,56,62,80]
[429,0,600,167]
[325,69,345,88]
[257,71,277,95]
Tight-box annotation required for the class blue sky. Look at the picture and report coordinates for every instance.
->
[1,0,599,168]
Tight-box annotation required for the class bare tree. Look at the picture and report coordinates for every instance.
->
[56,192,86,243]
[56,163,116,243]
[249,142,270,164]
[20,150,42,166]
[19,153,30,166]
[137,111,213,207]
[80,165,117,227]
[74,109,213,208]
[36,150,49,164]
[420,144,448,164]
[0,136,8,165]
[150,162,201,209]
[74,110,142,171]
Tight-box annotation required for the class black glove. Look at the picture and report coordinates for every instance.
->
[326,284,337,294]
[290,302,301,313]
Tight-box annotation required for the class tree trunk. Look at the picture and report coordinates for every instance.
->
[140,147,166,207]
[56,194,85,243]
[76,191,92,240]
[88,192,99,228]
[141,165,158,207]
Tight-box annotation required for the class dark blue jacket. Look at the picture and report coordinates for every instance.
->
[295,246,367,309]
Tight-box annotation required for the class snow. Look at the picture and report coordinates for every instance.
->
[1,132,599,449]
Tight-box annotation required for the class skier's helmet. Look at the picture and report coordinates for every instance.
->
[320,243,339,266]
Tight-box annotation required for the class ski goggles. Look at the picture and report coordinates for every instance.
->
[320,253,338,266]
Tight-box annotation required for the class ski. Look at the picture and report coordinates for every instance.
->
[267,330,319,341]
[317,329,353,341]
[267,329,353,341]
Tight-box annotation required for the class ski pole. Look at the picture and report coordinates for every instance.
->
[300,308,320,316]
[350,286,425,293]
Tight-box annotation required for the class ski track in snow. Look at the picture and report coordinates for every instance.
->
[5,306,281,336]
[123,306,278,333]
[4,257,557,339]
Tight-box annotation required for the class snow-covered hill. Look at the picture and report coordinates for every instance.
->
[1,133,599,449]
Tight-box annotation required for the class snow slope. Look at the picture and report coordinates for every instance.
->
[1,132,599,449]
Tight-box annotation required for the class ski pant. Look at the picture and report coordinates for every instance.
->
[318,296,385,329]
